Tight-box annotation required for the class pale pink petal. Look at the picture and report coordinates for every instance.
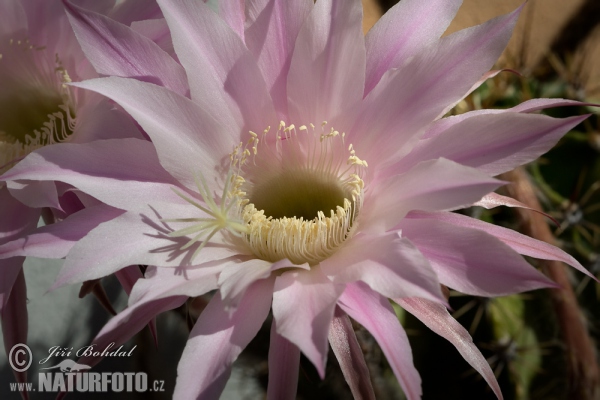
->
[55,209,240,288]
[116,265,162,347]
[272,266,344,378]
[0,257,24,310]
[245,0,312,118]
[218,258,273,306]
[114,265,158,346]
[72,78,237,192]
[64,1,188,96]
[108,0,162,26]
[349,6,521,165]
[2,138,179,211]
[474,192,559,225]
[406,210,595,280]
[475,192,540,211]
[338,282,421,400]
[395,113,589,176]
[128,264,224,305]
[424,98,593,140]
[321,232,445,304]
[364,0,462,94]
[267,319,301,400]
[436,69,520,119]
[1,268,28,399]
[70,97,145,143]
[174,277,274,400]
[287,0,365,124]
[78,296,184,367]
[218,258,306,308]
[0,186,39,243]
[363,158,502,233]
[78,264,222,368]
[0,0,27,36]
[0,204,122,259]
[6,180,60,210]
[219,0,245,41]
[130,19,174,56]
[510,98,596,113]
[398,218,558,296]
[397,297,503,400]
[328,306,375,400]
[116,266,161,347]
[114,265,143,296]
[158,0,276,133]
[69,0,115,15]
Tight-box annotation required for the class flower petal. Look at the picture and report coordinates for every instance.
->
[218,258,306,308]
[267,319,301,400]
[328,306,375,400]
[0,204,122,259]
[338,282,421,400]
[398,218,559,296]
[55,209,240,288]
[321,232,445,304]
[6,180,60,210]
[128,264,224,305]
[287,0,366,124]
[1,268,28,400]
[363,158,502,232]
[108,0,163,26]
[474,192,559,225]
[395,113,589,176]
[272,266,344,378]
[218,258,273,306]
[397,297,503,400]
[424,98,591,140]
[0,257,24,311]
[406,210,595,280]
[72,78,237,192]
[245,0,312,118]
[364,0,462,94]
[72,99,145,145]
[130,18,174,56]
[76,264,222,368]
[158,0,276,133]
[79,296,185,370]
[64,1,188,96]
[1,138,179,211]
[0,186,39,243]
[350,6,521,165]
[174,277,274,400]
[113,265,160,347]
[219,0,245,40]
[0,0,27,37]
[435,69,519,119]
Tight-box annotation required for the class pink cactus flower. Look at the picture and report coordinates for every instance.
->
[0,0,164,396]
[1,0,596,399]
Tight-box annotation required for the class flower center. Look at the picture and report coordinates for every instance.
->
[0,38,76,173]
[249,168,346,220]
[168,122,367,266]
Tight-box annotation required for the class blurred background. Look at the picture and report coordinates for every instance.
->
[1,0,599,399]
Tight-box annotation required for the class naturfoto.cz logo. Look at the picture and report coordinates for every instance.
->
[8,343,165,394]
